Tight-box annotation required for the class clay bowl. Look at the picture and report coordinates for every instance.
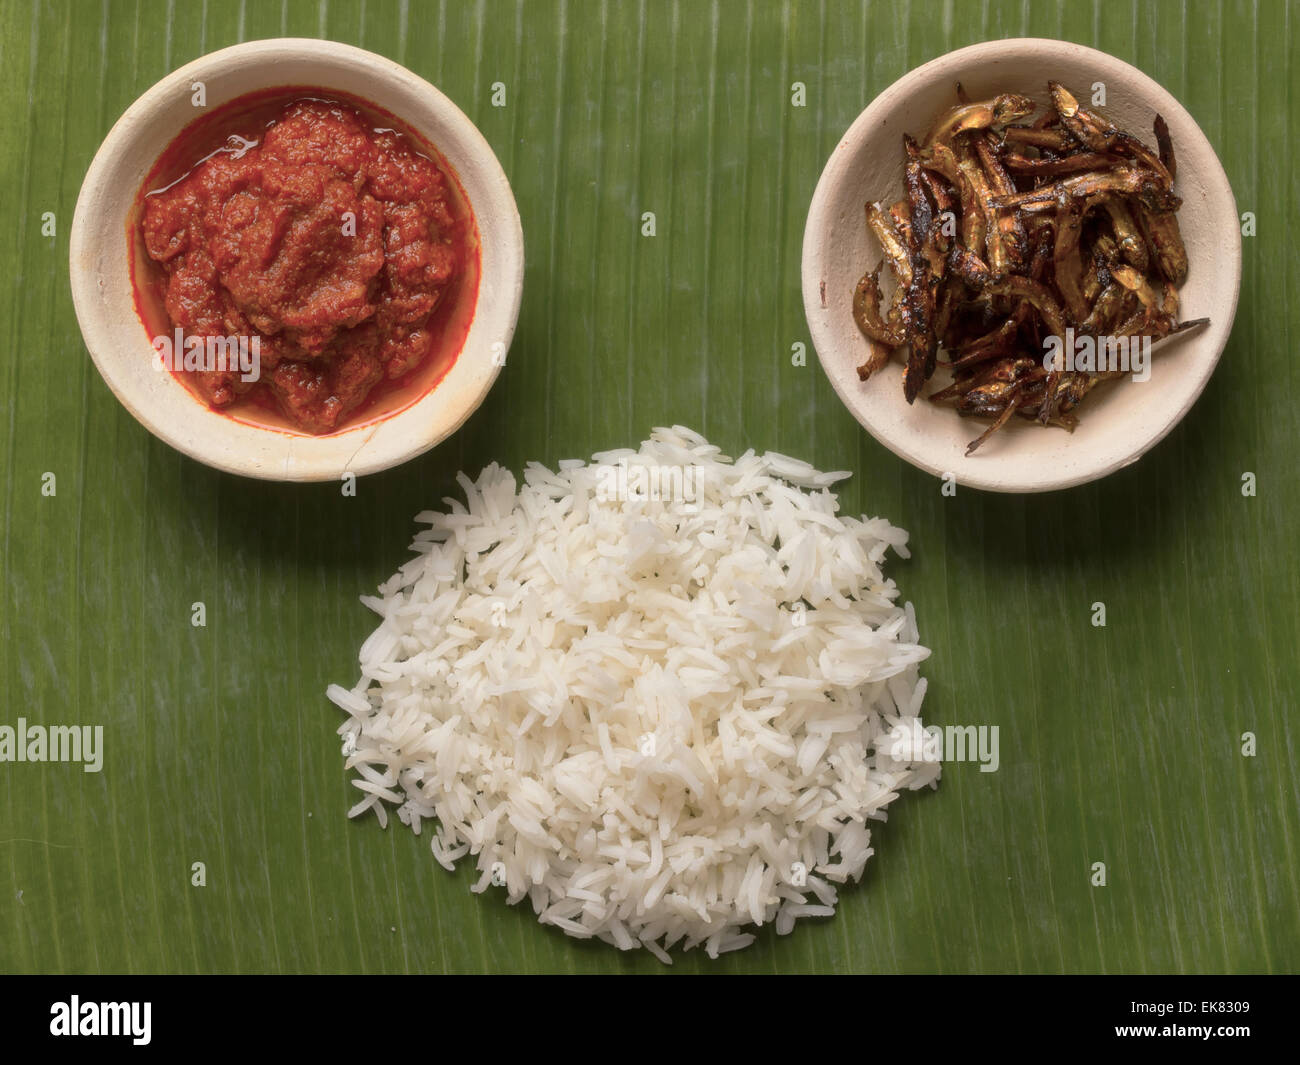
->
[802,38,1240,492]
[71,38,524,482]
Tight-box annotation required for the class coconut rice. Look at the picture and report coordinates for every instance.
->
[328,426,936,960]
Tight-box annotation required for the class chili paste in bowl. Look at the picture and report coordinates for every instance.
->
[133,87,480,436]
[72,38,522,481]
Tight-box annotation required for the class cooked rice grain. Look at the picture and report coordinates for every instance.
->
[331,426,937,960]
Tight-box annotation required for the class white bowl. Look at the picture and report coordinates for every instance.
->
[802,38,1240,493]
[70,38,524,482]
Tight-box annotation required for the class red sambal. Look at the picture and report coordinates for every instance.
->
[135,89,478,434]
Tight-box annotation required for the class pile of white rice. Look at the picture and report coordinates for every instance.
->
[328,426,936,961]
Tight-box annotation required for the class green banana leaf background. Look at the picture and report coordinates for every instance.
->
[2,0,1296,974]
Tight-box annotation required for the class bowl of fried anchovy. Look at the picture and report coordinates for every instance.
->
[803,39,1241,492]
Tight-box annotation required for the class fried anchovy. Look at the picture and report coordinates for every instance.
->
[1081,282,1126,335]
[1002,150,1124,177]
[925,93,1036,146]
[946,244,992,287]
[1053,195,1089,322]
[1103,199,1150,272]
[1154,114,1176,180]
[901,136,941,402]
[984,275,1068,338]
[988,167,1181,213]
[1049,81,1174,187]
[919,141,986,256]
[906,135,946,277]
[853,263,906,346]
[1002,126,1076,150]
[953,140,1005,274]
[856,336,892,381]
[1137,203,1189,286]
[865,202,912,286]
[974,132,1029,269]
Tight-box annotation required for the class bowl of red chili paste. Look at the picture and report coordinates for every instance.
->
[71,39,523,480]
